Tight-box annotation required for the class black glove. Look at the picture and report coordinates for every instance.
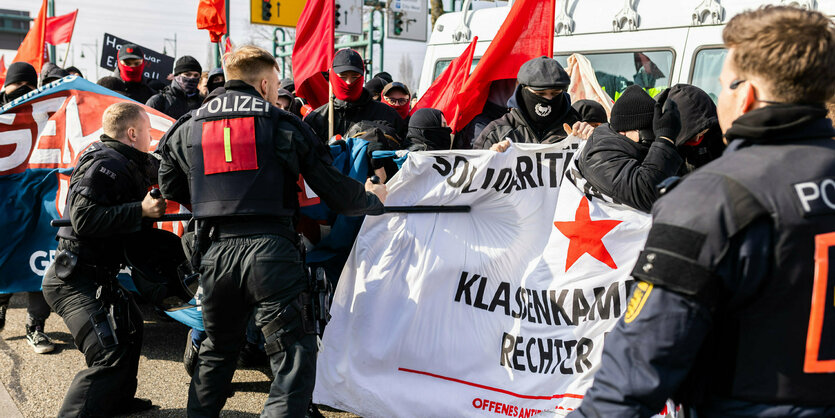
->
[652,89,681,144]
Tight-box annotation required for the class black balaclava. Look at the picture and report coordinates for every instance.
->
[519,87,569,134]
[408,108,452,151]
[4,85,33,102]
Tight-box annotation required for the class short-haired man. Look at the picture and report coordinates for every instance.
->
[42,102,166,417]
[158,45,387,417]
[114,43,158,104]
[146,55,204,119]
[304,49,405,142]
[571,6,835,417]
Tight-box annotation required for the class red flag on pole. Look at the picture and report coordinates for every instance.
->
[196,0,227,43]
[410,37,478,128]
[12,0,48,71]
[224,37,233,54]
[0,55,6,86]
[292,0,334,109]
[451,0,556,132]
[44,9,78,45]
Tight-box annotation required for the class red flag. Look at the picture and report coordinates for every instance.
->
[451,0,555,132]
[13,0,48,71]
[196,0,227,43]
[292,0,334,109]
[0,56,6,86]
[45,10,77,45]
[224,37,233,54]
[410,37,478,126]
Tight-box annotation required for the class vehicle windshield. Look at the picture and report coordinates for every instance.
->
[690,48,727,103]
[556,50,674,99]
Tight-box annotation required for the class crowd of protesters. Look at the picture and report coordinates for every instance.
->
[0,4,834,418]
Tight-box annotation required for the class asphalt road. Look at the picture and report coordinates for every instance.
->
[0,293,357,417]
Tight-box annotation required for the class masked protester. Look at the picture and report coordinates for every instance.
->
[453,79,513,149]
[40,62,69,85]
[304,49,405,143]
[576,85,684,213]
[382,82,412,122]
[113,43,157,104]
[146,56,204,119]
[206,67,225,95]
[364,77,386,101]
[408,108,453,151]
[0,62,37,106]
[572,99,608,127]
[665,84,726,173]
[474,56,582,149]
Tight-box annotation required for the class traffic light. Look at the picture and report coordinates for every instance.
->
[335,3,341,29]
[393,12,404,36]
[261,0,272,21]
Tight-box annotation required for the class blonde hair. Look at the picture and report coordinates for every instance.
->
[723,5,835,104]
[102,102,145,139]
[224,45,279,86]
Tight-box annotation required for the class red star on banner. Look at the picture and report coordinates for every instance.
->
[554,197,622,272]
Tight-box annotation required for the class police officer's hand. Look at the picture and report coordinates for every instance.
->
[141,192,167,218]
[653,90,681,144]
[365,178,387,204]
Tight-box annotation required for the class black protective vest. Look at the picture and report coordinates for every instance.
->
[57,140,147,256]
[188,89,293,219]
[701,137,835,405]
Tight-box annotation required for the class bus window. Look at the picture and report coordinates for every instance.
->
[432,58,481,81]
[555,50,674,99]
[690,48,727,103]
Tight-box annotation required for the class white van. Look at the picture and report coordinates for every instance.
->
[417,0,834,102]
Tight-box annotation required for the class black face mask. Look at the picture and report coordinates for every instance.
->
[520,88,568,131]
[4,85,33,102]
[419,127,453,150]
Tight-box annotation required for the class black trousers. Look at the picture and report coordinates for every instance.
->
[187,234,316,418]
[42,264,144,418]
[0,291,51,325]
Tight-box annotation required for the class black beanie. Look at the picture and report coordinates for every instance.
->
[4,62,37,87]
[609,85,655,132]
[173,56,202,75]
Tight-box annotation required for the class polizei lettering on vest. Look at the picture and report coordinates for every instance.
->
[430,151,575,195]
[453,271,631,325]
[200,95,267,116]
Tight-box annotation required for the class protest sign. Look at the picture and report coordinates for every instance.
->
[315,141,674,416]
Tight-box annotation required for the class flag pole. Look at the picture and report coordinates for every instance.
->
[218,36,227,80]
[62,40,72,67]
[328,76,334,140]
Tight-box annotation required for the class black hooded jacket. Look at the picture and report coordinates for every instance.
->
[146,80,204,120]
[304,88,406,143]
[667,84,726,172]
[113,68,157,104]
[474,86,580,149]
[577,124,683,213]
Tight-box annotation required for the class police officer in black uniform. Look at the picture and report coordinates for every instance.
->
[571,6,835,417]
[42,102,165,417]
[157,45,387,417]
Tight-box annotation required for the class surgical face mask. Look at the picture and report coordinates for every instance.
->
[175,74,200,96]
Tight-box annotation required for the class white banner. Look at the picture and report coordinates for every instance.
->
[315,141,664,417]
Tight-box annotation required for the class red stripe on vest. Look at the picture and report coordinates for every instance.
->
[201,117,258,175]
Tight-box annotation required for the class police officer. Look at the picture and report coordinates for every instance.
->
[157,45,387,417]
[42,102,165,417]
[571,6,835,417]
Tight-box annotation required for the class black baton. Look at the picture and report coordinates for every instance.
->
[50,213,193,227]
[369,176,471,214]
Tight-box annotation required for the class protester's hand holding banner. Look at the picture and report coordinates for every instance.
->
[315,140,676,417]
[0,76,179,293]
